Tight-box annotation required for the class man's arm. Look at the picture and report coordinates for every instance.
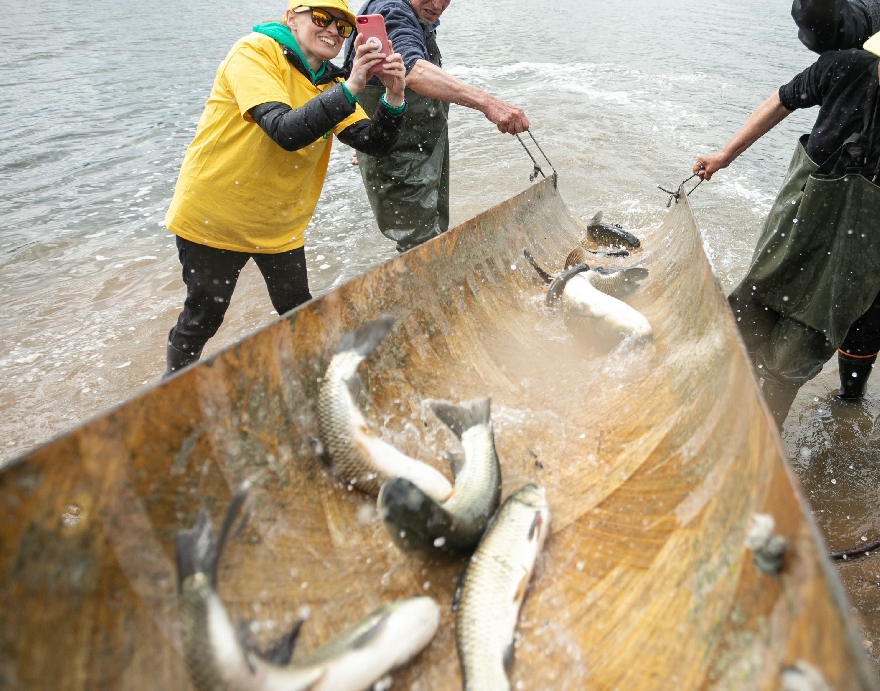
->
[406,59,529,135]
[694,92,792,180]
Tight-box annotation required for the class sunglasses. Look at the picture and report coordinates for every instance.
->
[295,7,355,38]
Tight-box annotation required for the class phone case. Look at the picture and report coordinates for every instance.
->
[356,14,390,73]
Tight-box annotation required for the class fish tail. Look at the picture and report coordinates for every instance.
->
[430,397,491,440]
[335,314,396,357]
[522,249,553,284]
[175,482,250,589]
[547,263,591,306]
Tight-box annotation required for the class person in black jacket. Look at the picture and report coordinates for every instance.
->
[693,41,880,427]
[163,0,407,377]
[793,0,880,51]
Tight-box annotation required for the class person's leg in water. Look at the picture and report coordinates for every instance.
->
[729,290,834,428]
[251,246,313,316]
[165,237,250,377]
[837,289,880,399]
[756,318,836,428]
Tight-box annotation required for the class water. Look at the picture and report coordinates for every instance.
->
[4,0,878,660]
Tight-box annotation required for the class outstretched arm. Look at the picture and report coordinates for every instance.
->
[405,59,529,134]
[693,92,792,180]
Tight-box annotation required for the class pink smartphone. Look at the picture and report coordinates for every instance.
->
[356,14,390,74]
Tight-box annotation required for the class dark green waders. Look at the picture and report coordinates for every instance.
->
[357,25,450,252]
[731,74,880,427]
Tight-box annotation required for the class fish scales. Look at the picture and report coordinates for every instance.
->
[316,316,452,501]
[455,484,551,691]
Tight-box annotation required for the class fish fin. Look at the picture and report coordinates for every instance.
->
[261,618,305,665]
[528,510,544,541]
[451,566,467,612]
[503,641,515,672]
[350,611,390,650]
[235,619,260,674]
[591,266,620,276]
[335,314,396,357]
[344,372,363,401]
[564,246,587,269]
[522,249,553,284]
[174,507,215,589]
[513,572,529,604]
[211,482,251,584]
[622,266,650,282]
[444,448,467,479]
[546,263,591,306]
[430,397,492,440]
[589,211,603,226]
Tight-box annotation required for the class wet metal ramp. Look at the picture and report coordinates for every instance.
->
[1,177,877,690]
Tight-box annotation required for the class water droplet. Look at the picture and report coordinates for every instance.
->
[433,537,446,547]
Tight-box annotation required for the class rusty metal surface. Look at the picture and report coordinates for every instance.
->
[1,177,877,690]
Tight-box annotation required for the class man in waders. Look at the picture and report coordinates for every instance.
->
[694,34,880,428]
[793,0,880,52]
[343,0,530,252]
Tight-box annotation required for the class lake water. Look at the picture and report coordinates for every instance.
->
[4,0,880,663]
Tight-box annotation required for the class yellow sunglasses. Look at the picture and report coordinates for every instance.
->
[294,7,355,38]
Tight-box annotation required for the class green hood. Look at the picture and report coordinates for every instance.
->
[252,21,327,83]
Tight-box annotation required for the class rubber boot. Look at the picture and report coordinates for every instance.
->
[837,351,877,400]
[164,342,201,379]
[760,376,800,430]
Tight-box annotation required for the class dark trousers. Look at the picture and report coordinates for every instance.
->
[730,286,880,389]
[168,236,312,357]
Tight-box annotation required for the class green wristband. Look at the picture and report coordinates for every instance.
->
[340,81,358,107]
[380,93,406,116]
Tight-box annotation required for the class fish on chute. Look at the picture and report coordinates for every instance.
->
[316,315,452,501]
[175,483,441,691]
[378,396,502,560]
[584,211,641,250]
[454,483,551,691]
[523,249,653,350]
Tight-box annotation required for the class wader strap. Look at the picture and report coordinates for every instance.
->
[816,61,880,178]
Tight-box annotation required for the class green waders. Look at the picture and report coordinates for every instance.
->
[357,24,450,252]
[730,70,880,426]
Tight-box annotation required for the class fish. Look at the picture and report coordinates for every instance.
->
[316,315,453,501]
[585,211,641,249]
[565,247,649,299]
[176,484,441,691]
[454,483,551,691]
[523,249,653,349]
[378,397,502,559]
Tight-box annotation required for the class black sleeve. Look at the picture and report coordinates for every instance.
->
[778,51,840,110]
[791,0,874,52]
[249,84,356,152]
[336,101,406,157]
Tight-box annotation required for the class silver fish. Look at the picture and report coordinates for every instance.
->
[585,211,641,249]
[176,485,440,691]
[455,484,551,691]
[565,247,649,299]
[316,315,452,501]
[524,250,653,349]
[378,397,502,559]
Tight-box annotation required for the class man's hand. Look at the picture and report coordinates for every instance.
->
[482,98,530,135]
[693,152,729,181]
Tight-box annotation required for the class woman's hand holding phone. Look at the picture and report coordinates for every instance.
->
[377,40,405,108]
[345,34,388,95]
